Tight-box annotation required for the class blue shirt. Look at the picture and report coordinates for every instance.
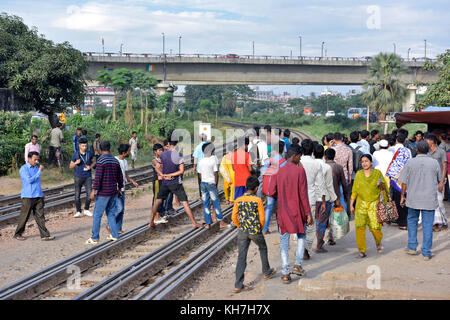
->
[282,137,291,152]
[71,151,94,177]
[73,134,81,153]
[20,163,43,198]
[193,142,206,171]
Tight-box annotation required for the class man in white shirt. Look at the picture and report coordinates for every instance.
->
[300,139,326,259]
[372,139,393,178]
[313,143,338,253]
[357,130,371,155]
[198,142,228,229]
[129,131,138,169]
[248,126,269,197]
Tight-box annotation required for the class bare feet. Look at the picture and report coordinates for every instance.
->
[219,221,229,228]
[192,222,203,228]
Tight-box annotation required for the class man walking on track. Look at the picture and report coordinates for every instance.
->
[86,141,123,244]
[13,151,54,241]
[268,144,313,284]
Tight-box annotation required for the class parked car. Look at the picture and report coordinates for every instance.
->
[325,110,335,117]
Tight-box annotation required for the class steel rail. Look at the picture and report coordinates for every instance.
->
[133,227,238,300]
[74,205,233,300]
[0,193,212,300]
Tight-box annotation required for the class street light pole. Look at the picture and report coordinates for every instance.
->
[178,36,181,56]
[252,41,255,57]
[393,43,396,54]
[162,33,165,55]
[321,41,324,58]
[424,39,427,59]
[120,43,123,56]
[299,36,302,58]
[407,48,411,60]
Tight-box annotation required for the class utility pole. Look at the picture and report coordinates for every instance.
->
[178,36,181,56]
[252,41,255,57]
[321,41,325,58]
[162,33,165,55]
[120,43,123,56]
[102,37,104,55]
[393,43,396,55]
[299,36,302,58]
[424,39,427,59]
[407,48,411,60]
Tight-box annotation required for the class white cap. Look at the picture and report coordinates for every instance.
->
[379,139,388,148]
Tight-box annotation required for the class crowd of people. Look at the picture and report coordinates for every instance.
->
[12,123,449,294]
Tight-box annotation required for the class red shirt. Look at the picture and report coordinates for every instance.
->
[232,150,252,187]
[268,162,311,234]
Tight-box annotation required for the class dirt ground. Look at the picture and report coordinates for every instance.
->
[1,173,449,300]
[185,202,450,300]
[0,172,208,288]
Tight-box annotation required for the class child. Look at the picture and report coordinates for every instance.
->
[198,143,228,229]
[232,175,276,293]
[151,143,167,224]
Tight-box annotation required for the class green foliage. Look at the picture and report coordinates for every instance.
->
[416,50,450,108]
[362,53,408,117]
[0,13,88,125]
[94,108,110,120]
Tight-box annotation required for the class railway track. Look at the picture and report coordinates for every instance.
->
[0,140,236,226]
[0,192,234,300]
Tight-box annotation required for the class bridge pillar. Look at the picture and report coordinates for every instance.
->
[155,82,175,97]
[402,84,417,112]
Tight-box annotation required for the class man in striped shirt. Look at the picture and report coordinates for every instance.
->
[86,141,124,244]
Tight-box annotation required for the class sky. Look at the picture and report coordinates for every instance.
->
[2,0,449,95]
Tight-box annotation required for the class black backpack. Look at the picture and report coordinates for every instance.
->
[351,145,364,172]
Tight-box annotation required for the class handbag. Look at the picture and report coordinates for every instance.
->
[329,206,349,240]
[376,190,398,223]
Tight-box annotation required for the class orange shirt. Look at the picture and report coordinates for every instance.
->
[232,150,252,187]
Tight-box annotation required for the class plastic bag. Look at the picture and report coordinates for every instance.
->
[329,206,349,240]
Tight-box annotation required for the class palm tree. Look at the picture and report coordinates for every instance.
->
[362,53,408,120]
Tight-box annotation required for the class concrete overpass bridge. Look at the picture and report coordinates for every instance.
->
[84,52,439,111]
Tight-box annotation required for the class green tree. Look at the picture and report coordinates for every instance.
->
[362,53,408,119]
[0,13,88,127]
[416,50,450,109]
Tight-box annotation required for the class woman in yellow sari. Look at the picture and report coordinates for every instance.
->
[350,154,389,258]
[219,145,235,204]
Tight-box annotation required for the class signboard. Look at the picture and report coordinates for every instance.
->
[199,123,211,141]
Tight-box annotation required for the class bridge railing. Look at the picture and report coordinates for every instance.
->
[83,52,435,63]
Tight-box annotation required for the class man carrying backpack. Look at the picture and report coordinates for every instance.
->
[248,126,269,198]
[349,131,364,174]
[261,140,286,234]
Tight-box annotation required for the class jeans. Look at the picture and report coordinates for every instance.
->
[91,195,120,240]
[407,208,434,257]
[74,176,92,212]
[340,184,348,216]
[200,182,223,224]
[263,196,277,232]
[115,193,125,231]
[280,229,306,276]
[235,229,271,289]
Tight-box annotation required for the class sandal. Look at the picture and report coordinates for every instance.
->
[377,244,384,253]
[263,268,276,279]
[41,236,55,241]
[291,265,306,276]
[85,238,99,245]
[14,235,26,241]
[399,226,407,230]
[327,239,336,246]
[233,285,252,294]
[356,252,367,259]
[281,275,291,284]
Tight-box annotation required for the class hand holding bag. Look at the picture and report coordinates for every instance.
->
[376,189,398,223]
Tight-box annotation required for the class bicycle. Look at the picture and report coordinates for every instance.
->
[55,146,64,174]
